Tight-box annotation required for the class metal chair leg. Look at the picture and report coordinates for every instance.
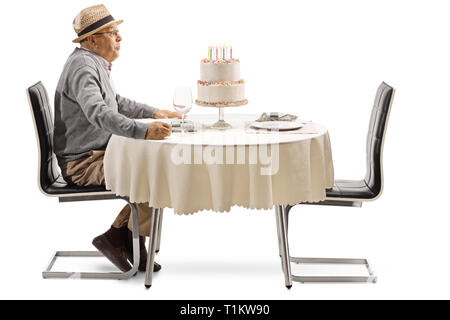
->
[275,205,377,285]
[275,205,293,288]
[42,199,140,280]
[145,208,161,288]
[129,201,140,275]
[155,208,164,253]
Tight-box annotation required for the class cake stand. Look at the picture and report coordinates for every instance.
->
[195,100,248,129]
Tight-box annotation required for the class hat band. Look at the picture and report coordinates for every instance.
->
[77,15,115,37]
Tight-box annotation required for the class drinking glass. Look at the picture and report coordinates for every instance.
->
[173,87,193,133]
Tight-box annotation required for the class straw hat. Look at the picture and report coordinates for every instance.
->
[72,4,123,43]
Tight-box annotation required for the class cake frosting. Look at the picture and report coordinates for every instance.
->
[200,59,241,82]
[196,57,248,107]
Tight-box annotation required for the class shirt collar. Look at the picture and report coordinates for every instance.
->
[78,47,112,74]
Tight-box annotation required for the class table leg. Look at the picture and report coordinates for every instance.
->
[275,206,282,258]
[145,208,161,288]
[276,205,293,288]
[156,208,164,253]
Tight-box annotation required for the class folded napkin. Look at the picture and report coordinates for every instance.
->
[170,120,196,132]
[255,112,298,122]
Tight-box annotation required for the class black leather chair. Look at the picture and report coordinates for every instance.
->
[275,82,395,287]
[27,81,143,280]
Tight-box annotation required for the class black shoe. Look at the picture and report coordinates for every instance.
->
[125,230,162,272]
[92,227,131,272]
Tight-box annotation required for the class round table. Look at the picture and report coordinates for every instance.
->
[104,114,334,215]
[104,113,335,287]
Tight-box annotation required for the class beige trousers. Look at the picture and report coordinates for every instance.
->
[60,150,152,236]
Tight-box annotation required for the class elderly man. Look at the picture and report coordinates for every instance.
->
[54,4,180,273]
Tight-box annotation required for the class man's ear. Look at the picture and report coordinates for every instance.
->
[87,36,95,45]
[82,36,95,47]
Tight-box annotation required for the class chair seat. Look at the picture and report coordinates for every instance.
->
[42,175,109,195]
[326,179,376,200]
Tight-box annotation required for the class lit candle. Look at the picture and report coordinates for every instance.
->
[222,45,225,60]
[216,46,218,61]
[230,45,233,59]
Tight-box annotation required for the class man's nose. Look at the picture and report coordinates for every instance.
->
[116,33,122,42]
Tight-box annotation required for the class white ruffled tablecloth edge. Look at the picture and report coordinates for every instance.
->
[104,190,329,215]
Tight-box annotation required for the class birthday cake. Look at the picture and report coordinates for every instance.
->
[195,46,248,107]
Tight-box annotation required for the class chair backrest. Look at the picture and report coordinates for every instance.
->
[27,81,64,193]
[364,82,395,199]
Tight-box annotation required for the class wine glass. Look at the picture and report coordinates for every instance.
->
[173,87,193,134]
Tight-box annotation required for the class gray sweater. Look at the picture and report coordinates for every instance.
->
[53,47,157,165]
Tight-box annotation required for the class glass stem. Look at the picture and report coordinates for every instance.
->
[181,114,185,134]
[219,107,224,122]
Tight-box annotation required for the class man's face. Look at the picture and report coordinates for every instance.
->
[87,26,122,62]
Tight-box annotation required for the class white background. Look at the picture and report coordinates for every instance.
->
[0,0,449,299]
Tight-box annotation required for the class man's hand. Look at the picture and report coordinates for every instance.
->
[154,109,182,119]
[145,122,172,140]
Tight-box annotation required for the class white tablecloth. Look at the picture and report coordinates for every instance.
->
[104,114,334,214]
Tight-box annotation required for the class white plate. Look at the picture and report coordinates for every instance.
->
[250,121,304,131]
